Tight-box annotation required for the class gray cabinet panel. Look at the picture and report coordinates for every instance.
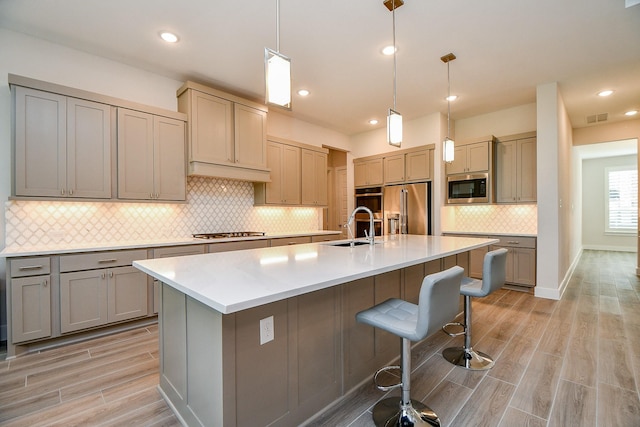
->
[60,269,108,333]
[11,275,51,343]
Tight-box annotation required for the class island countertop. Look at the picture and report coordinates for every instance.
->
[133,234,497,314]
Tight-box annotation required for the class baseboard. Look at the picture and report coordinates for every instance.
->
[582,244,637,253]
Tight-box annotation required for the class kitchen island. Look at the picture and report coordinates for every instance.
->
[133,235,497,427]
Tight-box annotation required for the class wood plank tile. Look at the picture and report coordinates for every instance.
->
[101,372,160,403]
[411,353,455,401]
[498,407,547,427]
[423,380,472,427]
[598,338,637,392]
[488,335,537,385]
[516,310,552,343]
[60,358,159,402]
[450,376,514,427]
[46,387,164,427]
[537,317,572,357]
[511,351,563,419]
[548,380,596,427]
[561,336,597,387]
[0,390,60,423]
[597,382,640,427]
[0,392,104,427]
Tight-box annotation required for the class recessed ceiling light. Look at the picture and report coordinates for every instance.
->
[597,90,614,97]
[160,32,179,43]
[445,95,458,102]
[297,89,310,96]
[369,119,379,125]
[625,110,638,116]
[382,45,397,56]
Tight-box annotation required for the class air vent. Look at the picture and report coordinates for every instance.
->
[586,113,608,124]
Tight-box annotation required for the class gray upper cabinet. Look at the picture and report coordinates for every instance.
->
[177,81,270,182]
[117,108,186,201]
[14,86,112,199]
[446,139,492,175]
[496,133,537,203]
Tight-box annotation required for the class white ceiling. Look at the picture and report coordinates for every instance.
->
[1,0,639,136]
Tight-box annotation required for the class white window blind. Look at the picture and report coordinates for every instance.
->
[606,166,638,232]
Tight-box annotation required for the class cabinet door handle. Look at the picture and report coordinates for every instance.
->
[109,271,114,278]
[98,259,117,263]
[19,265,44,271]
[43,279,48,287]
[69,189,74,196]
[61,189,66,195]
[101,272,106,279]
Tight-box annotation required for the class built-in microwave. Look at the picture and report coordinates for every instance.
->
[447,173,490,204]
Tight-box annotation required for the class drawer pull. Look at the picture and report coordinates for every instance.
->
[506,241,520,244]
[18,265,44,271]
[287,242,297,245]
[98,259,118,263]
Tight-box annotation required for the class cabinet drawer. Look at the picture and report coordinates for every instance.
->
[154,245,205,258]
[208,240,269,253]
[60,249,148,272]
[270,236,312,247]
[492,236,536,249]
[10,257,51,278]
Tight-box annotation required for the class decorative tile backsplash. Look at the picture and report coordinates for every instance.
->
[441,204,537,235]
[5,177,321,248]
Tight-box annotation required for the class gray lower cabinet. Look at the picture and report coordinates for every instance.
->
[59,250,148,334]
[445,233,536,286]
[11,275,52,343]
[60,266,148,333]
[9,257,52,344]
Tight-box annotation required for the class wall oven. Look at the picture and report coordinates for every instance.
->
[447,173,490,204]
[354,187,384,237]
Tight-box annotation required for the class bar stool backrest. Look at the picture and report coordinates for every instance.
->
[416,266,464,340]
[481,248,508,296]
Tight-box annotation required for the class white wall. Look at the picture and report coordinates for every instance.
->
[349,112,444,159]
[535,82,576,300]
[455,103,537,141]
[582,155,637,251]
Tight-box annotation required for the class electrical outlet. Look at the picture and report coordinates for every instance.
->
[260,316,274,345]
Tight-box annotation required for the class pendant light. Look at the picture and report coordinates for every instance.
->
[265,0,292,110]
[441,52,456,163]
[385,0,403,147]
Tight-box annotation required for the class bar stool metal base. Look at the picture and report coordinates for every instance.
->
[442,346,494,370]
[372,397,441,427]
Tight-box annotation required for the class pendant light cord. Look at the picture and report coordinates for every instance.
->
[447,61,451,138]
[275,0,280,53]
[392,0,397,110]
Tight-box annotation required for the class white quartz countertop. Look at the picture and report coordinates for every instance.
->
[0,230,341,258]
[133,235,498,315]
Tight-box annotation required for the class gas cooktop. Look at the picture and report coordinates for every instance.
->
[193,232,266,239]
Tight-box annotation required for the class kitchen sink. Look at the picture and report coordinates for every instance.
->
[328,241,374,247]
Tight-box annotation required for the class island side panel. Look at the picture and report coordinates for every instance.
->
[289,286,341,425]
[159,282,227,427]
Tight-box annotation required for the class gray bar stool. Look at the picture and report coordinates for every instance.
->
[442,248,508,370]
[356,266,464,427]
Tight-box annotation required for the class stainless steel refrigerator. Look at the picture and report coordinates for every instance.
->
[383,182,431,235]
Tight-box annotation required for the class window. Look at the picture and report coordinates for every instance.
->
[605,166,637,233]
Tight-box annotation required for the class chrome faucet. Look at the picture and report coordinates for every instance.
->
[345,206,375,246]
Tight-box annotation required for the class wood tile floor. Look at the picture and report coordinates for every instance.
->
[0,250,639,426]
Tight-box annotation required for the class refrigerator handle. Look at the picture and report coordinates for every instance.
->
[400,188,408,234]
